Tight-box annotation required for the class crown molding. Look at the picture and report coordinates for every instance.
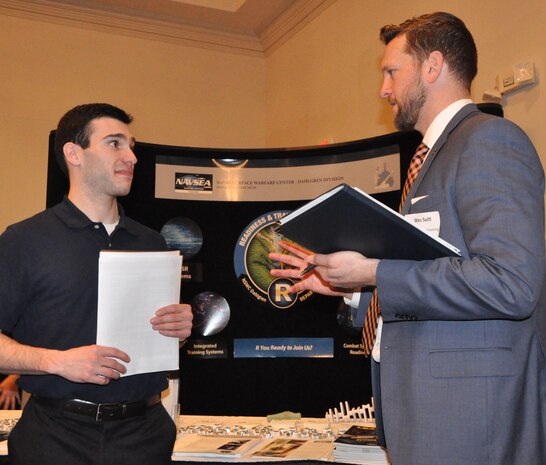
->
[0,0,262,56]
[261,0,336,55]
[0,0,336,57]
[169,0,247,13]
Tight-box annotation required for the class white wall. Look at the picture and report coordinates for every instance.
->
[0,14,265,231]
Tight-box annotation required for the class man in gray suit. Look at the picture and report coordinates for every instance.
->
[270,12,545,465]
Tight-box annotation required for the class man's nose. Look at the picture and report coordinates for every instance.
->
[380,80,391,99]
[125,147,138,166]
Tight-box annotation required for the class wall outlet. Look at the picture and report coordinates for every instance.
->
[496,62,536,95]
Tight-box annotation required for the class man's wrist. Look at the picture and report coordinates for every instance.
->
[37,348,58,376]
[367,259,380,287]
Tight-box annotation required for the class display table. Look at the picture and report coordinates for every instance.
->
[174,414,338,462]
[0,410,21,459]
[0,411,390,464]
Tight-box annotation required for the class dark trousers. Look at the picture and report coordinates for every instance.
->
[371,358,385,447]
[8,396,176,465]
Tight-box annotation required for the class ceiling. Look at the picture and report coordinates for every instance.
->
[0,0,336,55]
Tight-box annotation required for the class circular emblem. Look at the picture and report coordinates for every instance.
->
[233,211,313,308]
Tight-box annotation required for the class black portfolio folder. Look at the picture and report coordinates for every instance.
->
[276,184,459,260]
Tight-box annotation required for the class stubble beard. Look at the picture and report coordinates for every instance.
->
[394,77,427,132]
[87,172,133,200]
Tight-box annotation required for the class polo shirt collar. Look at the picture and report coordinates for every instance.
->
[53,196,138,236]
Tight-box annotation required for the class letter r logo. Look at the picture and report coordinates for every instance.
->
[267,278,297,309]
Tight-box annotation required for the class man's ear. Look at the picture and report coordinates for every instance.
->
[63,142,81,169]
[423,50,444,83]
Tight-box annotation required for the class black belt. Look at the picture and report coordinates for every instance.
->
[32,394,161,422]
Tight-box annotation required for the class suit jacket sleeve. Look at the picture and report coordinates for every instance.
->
[375,108,545,322]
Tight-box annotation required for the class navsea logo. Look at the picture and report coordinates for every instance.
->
[233,211,313,309]
[175,173,213,193]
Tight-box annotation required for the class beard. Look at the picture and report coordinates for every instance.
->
[394,77,427,132]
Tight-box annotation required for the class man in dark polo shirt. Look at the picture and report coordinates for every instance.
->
[0,103,193,464]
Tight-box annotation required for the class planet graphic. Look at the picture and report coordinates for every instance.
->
[190,291,230,337]
[160,217,203,260]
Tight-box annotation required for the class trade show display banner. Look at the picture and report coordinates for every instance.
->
[155,150,400,202]
[47,129,423,417]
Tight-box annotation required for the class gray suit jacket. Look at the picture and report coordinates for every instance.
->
[363,104,546,465]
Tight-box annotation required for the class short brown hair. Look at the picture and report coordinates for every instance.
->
[54,103,133,177]
[380,12,477,91]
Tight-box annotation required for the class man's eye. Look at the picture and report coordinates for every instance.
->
[109,140,120,148]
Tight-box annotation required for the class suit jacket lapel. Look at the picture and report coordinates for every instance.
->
[401,103,479,213]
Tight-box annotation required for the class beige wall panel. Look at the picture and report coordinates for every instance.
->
[265,0,546,173]
[0,14,265,230]
[1,0,545,232]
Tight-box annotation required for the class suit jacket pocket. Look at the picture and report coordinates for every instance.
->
[407,195,440,213]
[430,348,514,378]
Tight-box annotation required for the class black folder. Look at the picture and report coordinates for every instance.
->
[276,184,459,260]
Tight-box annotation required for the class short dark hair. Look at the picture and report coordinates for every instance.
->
[380,12,477,91]
[54,103,133,176]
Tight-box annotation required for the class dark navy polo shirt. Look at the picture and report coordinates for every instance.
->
[0,197,170,402]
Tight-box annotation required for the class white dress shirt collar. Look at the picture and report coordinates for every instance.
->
[422,99,473,150]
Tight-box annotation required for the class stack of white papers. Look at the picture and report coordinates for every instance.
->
[332,425,389,464]
[96,250,182,377]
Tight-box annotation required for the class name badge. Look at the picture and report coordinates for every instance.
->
[405,211,440,237]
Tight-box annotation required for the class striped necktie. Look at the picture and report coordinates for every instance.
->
[362,142,429,355]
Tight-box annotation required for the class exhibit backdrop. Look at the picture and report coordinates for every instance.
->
[46,104,501,418]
